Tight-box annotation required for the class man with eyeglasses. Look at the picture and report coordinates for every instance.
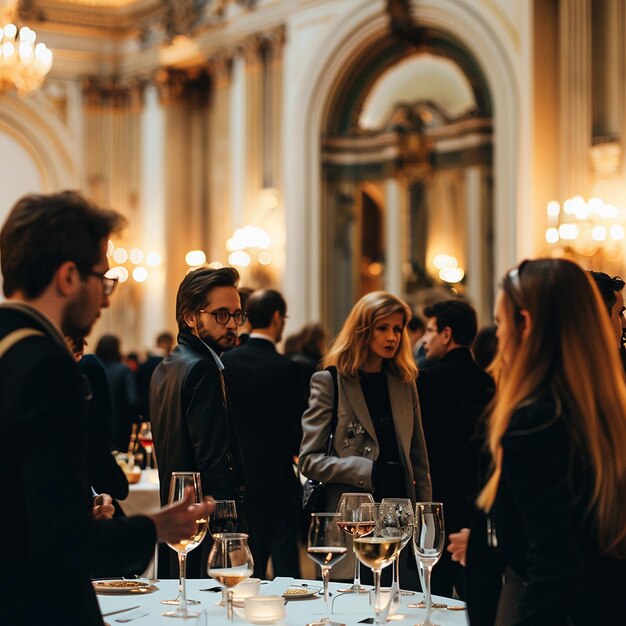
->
[150,266,248,578]
[0,191,212,625]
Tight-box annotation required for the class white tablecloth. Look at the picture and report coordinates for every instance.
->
[97,577,468,626]
[119,469,160,517]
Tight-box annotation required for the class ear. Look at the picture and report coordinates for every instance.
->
[272,310,282,325]
[55,261,81,297]
[519,309,532,341]
[183,311,198,331]
[441,326,453,345]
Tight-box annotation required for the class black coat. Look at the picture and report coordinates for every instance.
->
[467,396,626,625]
[0,304,155,626]
[417,347,494,531]
[221,337,302,495]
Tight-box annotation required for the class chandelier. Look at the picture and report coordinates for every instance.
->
[0,3,53,96]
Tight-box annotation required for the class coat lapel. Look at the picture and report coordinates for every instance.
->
[341,375,377,442]
[386,372,412,457]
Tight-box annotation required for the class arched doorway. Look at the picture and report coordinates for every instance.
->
[320,29,494,330]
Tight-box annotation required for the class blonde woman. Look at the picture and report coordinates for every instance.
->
[468,259,626,625]
[299,291,432,579]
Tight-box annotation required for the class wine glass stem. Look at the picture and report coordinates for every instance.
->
[373,569,383,625]
[177,552,187,613]
[353,552,361,588]
[322,566,332,618]
[423,564,433,625]
[394,549,400,589]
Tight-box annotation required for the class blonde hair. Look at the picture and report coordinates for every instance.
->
[478,258,626,557]
[323,291,418,383]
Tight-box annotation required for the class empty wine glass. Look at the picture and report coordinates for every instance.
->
[353,504,402,626]
[307,513,348,624]
[380,497,414,595]
[336,492,375,593]
[209,500,238,537]
[412,502,445,626]
[207,533,254,619]
[161,472,208,619]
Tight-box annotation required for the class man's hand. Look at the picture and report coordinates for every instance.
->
[150,487,215,545]
[92,493,115,520]
[447,528,470,567]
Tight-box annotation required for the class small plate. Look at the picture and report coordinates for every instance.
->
[93,580,156,595]
[282,585,322,600]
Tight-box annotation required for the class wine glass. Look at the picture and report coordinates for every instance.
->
[161,472,208,619]
[138,422,154,469]
[412,502,445,626]
[380,497,414,595]
[209,500,238,537]
[336,492,375,593]
[353,505,402,626]
[307,513,348,625]
[207,533,254,619]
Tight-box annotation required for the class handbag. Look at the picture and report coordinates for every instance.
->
[302,366,339,518]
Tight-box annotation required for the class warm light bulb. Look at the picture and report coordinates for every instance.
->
[559,224,579,240]
[4,24,17,40]
[257,251,272,266]
[129,248,144,264]
[132,266,148,282]
[146,252,161,267]
[545,228,559,244]
[546,201,560,217]
[228,250,251,267]
[208,261,223,269]
[610,225,625,241]
[112,247,128,264]
[591,226,606,242]
[185,250,206,267]
[439,267,465,283]
[433,254,457,270]
[108,266,129,283]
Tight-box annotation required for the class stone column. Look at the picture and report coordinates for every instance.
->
[384,177,404,296]
[229,52,246,230]
[559,0,591,196]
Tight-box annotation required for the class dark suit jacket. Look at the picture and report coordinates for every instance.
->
[80,354,128,500]
[149,331,245,506]
[0,304,156,626]
[468,396,626,625]
[417,347,494,531]
[135,354,163,421]
[221,337,301,495]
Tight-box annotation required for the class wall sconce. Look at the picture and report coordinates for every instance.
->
[107,241,161,283]
[433,254,465,284]
[545,195,624,259]
[226,226,272,268]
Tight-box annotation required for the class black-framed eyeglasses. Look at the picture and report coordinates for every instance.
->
[199,308,247,327]
[83,271,118,296]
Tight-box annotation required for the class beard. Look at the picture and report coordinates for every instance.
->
[195,319,237,354]
[61,291,96,341]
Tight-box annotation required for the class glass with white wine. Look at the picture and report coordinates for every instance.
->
[353,503,402,626]
[207,533,254,618]
[307,512,348,624]
[380,498,414,594]
[161,472,208,619]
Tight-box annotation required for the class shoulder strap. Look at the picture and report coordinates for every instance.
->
[0,328,44,359]
[325,366,339,454]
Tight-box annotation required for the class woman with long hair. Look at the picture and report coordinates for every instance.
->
[299,291,432,579]
[468,258,626,624]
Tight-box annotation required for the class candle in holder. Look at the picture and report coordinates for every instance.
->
[244,595,285,624]
[233,577,261,601]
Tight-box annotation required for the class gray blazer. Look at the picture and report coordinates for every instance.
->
[299,369,432,508]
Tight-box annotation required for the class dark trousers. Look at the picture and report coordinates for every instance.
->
[248,491,301,579]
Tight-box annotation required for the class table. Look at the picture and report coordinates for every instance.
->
[97,577,468,626]
[119,469,160,517]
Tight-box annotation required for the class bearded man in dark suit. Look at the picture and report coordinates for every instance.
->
[0,191,210,626]
[221,289,302,578]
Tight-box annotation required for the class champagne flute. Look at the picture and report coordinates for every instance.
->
[353,506,402,626]
[209,500,238,536]
[138,422,154,469]
[411,502,445,626]
[380,497,414,595]
[336,492,375,593]
[161,472,208,619]
[307,513,348,625]
[207,533,254,619]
